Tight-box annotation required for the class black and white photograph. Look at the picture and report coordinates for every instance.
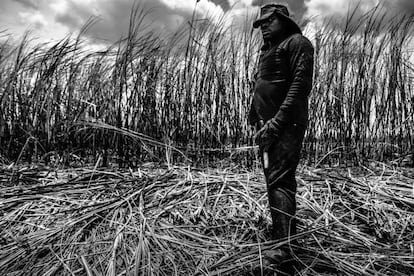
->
[0,0,413,275]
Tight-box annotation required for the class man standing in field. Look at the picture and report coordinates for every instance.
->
[249,3,314,275]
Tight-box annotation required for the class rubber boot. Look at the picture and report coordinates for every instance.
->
[267,188,297,275]
[268,188,296,240]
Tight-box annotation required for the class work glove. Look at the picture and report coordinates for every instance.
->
[254,118,282,147]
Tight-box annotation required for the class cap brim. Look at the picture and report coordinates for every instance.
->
[253,13,272,29]
[252,20,262,29]
[253,12,302,34]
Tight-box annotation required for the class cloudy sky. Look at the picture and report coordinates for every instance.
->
[0,0,413,45]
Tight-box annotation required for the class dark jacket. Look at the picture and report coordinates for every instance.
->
[248,33,314,130]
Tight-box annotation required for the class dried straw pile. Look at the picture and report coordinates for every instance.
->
[0,163,413,275]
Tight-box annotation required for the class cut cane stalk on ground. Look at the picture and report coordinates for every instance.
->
[0,163,412,275]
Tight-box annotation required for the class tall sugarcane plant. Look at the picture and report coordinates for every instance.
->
[0,4,413,166]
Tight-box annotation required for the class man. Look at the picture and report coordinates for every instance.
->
[249,3,314,275]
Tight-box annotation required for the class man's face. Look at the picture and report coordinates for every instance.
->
[260,15,284,41]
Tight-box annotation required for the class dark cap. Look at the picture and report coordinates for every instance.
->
[253,3,301,34]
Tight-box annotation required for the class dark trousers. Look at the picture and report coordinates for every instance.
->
[259,123,306,241]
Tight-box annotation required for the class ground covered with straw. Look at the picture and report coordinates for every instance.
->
[0,162,413,275]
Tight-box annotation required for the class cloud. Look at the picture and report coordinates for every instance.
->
[18,11,48,30]
[246,0,414,32]
[306,0,377,19]
[228,0,254,9]
[381,0,414,16]
[8,0,412,46]
[52,0,225,43]
[211,0,230,11]
[305,0,414,26]
[14,0,41,10]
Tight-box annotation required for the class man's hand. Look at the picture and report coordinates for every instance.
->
[254,118,281,147]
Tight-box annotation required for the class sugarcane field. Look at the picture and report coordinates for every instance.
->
[0,1,413,276]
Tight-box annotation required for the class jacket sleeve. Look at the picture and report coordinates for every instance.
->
[272,35,314,130]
